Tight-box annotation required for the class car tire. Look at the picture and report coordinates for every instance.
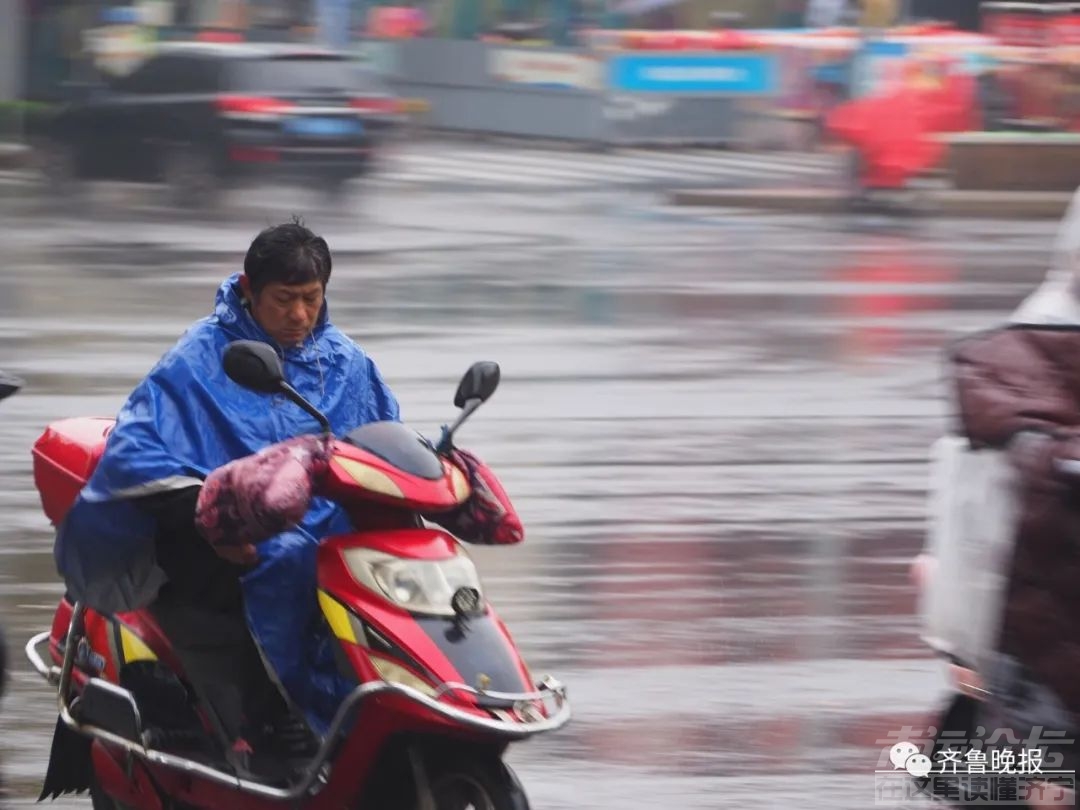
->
[355,151,376,176]
[33,138,82,205]
[319,173,353,202]
[161,144,221,211]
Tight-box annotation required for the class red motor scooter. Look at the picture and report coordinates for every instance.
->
[25,341,570,810]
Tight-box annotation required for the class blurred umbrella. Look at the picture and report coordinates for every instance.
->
[923,71,982,133]
[826,83,944,188]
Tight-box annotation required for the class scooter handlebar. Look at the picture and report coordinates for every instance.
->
[1055,458,1080,478]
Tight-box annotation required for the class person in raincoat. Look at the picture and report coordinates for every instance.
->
[925,188,1080,805]
[54,219,523,776]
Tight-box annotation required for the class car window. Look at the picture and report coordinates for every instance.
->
[109,56,175,94]
[226,57,379,94]
[173,57,221,95]
[110,55,220,95]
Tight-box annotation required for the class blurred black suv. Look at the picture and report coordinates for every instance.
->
[32,42,402,205]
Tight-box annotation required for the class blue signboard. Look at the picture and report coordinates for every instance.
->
[853,39,910,98]
[608,53,778,96]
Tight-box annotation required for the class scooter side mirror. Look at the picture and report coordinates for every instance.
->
[453,361,500,408]
[223,340,333,436]
[437,362,502,455]
[0,371,22,402]
[223,341,286,395]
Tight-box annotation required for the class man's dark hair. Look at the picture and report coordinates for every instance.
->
[243,217,332,295]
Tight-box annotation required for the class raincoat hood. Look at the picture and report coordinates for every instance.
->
[214,273,330,349]
[1011,188,1080,326]
[54,273,400,729]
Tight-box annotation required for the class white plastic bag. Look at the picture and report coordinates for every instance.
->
[920,436,1021,675]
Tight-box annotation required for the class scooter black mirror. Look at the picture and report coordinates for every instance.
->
[437,362,502,455]
[0,371,22,402]
[223,341,286,395]
[453,361,500,408]
[223,340,333,436]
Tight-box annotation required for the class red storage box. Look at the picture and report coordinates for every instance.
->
[32,417,114,526]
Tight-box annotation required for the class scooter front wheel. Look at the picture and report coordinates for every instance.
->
[89,775,132,810]
[426,755,530,810]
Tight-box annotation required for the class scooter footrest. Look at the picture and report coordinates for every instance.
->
[143,726,207,750]
[71,679,144,743]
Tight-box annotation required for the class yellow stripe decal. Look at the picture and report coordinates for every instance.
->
[319,590,358,644]
[119,625,158,663]
[334,457,404,498]
[448,462,471,503]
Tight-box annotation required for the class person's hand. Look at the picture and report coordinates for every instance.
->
[1008,431,1080,488]
[216,543,258,567]
[909,552,935,592]
[948,664,988,700]
[1055,457,1080,480]
[195,435,330,560]
[435,447,524,545]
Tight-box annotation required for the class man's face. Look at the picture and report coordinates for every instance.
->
[248,279,325,347]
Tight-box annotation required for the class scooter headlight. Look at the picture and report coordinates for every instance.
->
[343,547,484,617]
[371,656,438,697]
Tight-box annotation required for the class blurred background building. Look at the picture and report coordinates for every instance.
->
[3,0,1006,103]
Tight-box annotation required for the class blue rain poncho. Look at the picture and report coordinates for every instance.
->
[55,273,400,729]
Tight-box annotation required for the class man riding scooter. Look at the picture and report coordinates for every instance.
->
[55,220,523,779]
[916,188,1080,807]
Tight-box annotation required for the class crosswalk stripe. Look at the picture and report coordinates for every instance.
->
[405,144,836,175]
[378,162,556,186]
[405,146,838,183]
[425,147,696,182]
[588,154,713,180]
[0,144,841,192]
[628,148,836,171]
[394,152,601,183]
[618,149,835,177]
[514,151,712,181]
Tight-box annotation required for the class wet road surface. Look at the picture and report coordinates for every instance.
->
[0,156,1064,808]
